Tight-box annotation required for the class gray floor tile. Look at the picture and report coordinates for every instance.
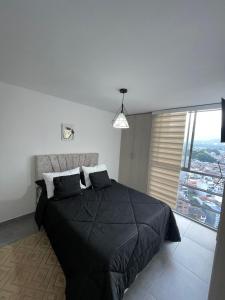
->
[123,251,173,299]
[184,220,217,251]
[149,258,209,300]
[123,284,156,300]
[172,237,214,283]
[174,213,191,236]
[138,252,172,284]
[160,240,179,256]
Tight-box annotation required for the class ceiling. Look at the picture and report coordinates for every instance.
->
[0,0,224,114]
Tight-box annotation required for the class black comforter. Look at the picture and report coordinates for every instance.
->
[35,180,180,300]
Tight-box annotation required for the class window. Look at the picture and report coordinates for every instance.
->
[176,109,224,230]
[148,108,224,230]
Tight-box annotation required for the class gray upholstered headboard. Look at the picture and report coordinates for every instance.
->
[35,153,99,180]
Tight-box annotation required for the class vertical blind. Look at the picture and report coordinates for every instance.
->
[148,112,187,208]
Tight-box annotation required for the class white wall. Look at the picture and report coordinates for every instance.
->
[0,82,121,222]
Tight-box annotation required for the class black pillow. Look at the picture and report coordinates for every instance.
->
[80,171,86,186]
[89,170,112,191]
[35,180,47,194]
[53,174,81,200]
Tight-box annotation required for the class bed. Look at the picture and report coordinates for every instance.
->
[35,153,181,300]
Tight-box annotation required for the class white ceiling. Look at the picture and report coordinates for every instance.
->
[0,0,224,114]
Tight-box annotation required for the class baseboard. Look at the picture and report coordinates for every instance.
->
[0,211,35,226]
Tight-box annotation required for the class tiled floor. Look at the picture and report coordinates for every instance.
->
[0,212,216,300]
[124,213,217,300]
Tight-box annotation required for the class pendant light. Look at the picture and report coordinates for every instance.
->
[112,88,129,129]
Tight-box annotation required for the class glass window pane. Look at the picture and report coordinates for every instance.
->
[190,110,225,177]
[176,173,222,229]
[181,112,195,169]
[179,171,223,196]
[175,109,224,230]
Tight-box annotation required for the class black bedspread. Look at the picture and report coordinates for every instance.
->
[35,181,180,300]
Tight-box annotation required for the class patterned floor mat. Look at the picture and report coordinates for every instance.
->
[0,231,65,299]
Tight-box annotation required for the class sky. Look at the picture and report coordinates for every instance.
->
[194,109,221,141]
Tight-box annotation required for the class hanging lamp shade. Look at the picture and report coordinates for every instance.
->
[113,112,129,128]
[112,88,129,129]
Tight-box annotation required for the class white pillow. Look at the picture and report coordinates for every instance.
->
[43,167,80,199]
[82,164,107,188]
[80,182,86,189]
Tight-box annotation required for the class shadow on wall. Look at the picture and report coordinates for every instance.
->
[0,185,35,223]
[0,156,36,223]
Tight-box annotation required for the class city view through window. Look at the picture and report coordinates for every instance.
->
[176,109,224,230]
